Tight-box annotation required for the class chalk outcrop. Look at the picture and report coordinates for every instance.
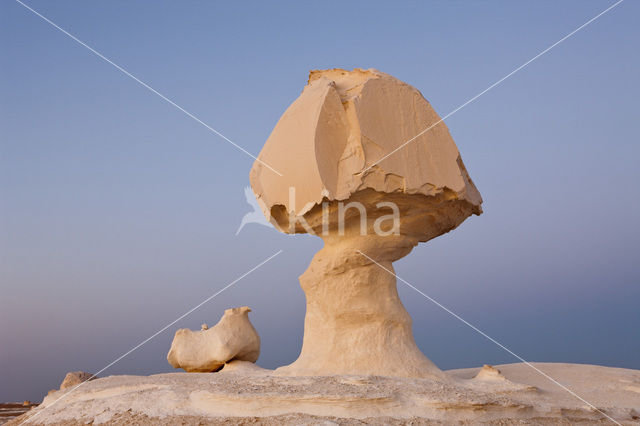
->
[250,68,482,378]
[167,306,260,372]
[474,364,508,382]
[59,372,96,390]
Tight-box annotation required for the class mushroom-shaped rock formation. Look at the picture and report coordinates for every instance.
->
[250,69,482,378]
[167,307,260,373]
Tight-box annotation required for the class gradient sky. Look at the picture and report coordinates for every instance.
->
[1,0,639,402]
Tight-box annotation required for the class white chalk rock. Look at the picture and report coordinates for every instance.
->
[167,307,260,373]
[474,364,507,381]
[251,68,482,227]
[60,371,96,390]
[250,68,483,378]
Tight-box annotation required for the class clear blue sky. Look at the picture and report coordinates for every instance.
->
[1,0,638,402]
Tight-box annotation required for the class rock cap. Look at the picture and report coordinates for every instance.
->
[250,68,481,236]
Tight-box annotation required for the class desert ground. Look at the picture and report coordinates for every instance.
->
[8,362,639,425]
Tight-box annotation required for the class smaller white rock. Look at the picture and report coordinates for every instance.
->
[167,306,260,372]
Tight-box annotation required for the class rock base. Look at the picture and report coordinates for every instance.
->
[11,362,640,425]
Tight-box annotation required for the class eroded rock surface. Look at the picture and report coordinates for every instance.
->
[59,372,96,390]
[251,68,481,221]
[474,364,508,381]
[13,363,640,425]
[167,307,259,372]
